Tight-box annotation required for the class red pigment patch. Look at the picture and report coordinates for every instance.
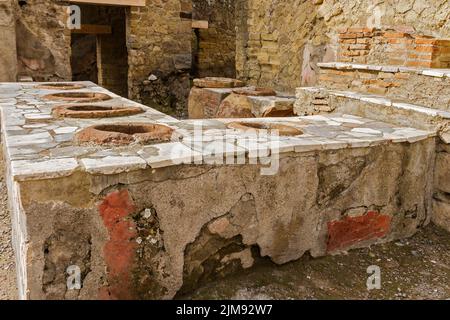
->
[98,189,137,300]
[327,211,391,252]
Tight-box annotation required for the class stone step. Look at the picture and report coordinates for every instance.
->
[317,62,450,111]
[295,87,450,143]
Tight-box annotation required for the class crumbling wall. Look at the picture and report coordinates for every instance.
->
[15,0,71,81]
[0,0,17,81]
[15,138,436,299]
[192,0,236,78]
[236,0,450,92]
[318,65,450,109]
[127,0,193,118]
[433,143,450,232]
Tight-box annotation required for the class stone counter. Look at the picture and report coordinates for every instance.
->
[0,81,439,299]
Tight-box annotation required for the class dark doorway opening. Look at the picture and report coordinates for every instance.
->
[70,4,129,98]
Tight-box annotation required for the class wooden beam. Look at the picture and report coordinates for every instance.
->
[71,24,112,35]
[69,0,146,7]
[192,20,209,29]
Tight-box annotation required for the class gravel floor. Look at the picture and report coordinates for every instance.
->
[183,225,450,300]
[0,150,17,300]
[0,148,449,300]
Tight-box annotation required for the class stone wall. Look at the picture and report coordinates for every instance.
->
[71,34,97,84]
[15,0,71,81]
[0,0,17,82]
[192,0,236,78]
[337,28,450,68]
[127,0,193,118]
[236,0,450,92]
[433,143,450,232]
[318,63,450,110]
[14,141,436,299]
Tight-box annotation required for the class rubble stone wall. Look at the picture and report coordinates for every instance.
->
[236,0,450,92]
[192,0,236,78]
[127,0,193,118]
[434,143,450,232]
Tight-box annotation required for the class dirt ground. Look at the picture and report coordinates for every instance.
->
[0,153,17,300]
[0,154,449,300]
[183,225,450,300]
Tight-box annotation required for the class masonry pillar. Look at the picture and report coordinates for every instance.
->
[0,0,17,82]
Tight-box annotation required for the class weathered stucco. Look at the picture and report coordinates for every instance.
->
[16,140,436,299]
[15,0,71,81]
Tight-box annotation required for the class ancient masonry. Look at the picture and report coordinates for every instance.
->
[0,0,237,118]
[0,0,449,300]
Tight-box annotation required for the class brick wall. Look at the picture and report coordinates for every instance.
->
[97,8,128,97]
[127,0,193,118]
[433,143,450,232]
[338,28,450,68]
[318,64,450,110]
[192,0,236,78]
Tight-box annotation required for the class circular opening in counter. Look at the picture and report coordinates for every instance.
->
[35,83,86,90]
[52,104,144,118]
[227,121,303,136]
[43,92,113,103]
[74,123,175,146]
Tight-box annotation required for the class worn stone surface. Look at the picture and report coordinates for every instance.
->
[432,199,450,232]
[188,87,233,119]
[295,87,336,115]
[216,92,296,118]
[216,93,255,118]
[433,145,450,233]
[295,87,450,133]
[435,152,450,193]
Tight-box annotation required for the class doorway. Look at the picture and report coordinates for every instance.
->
[70,4,129,98]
